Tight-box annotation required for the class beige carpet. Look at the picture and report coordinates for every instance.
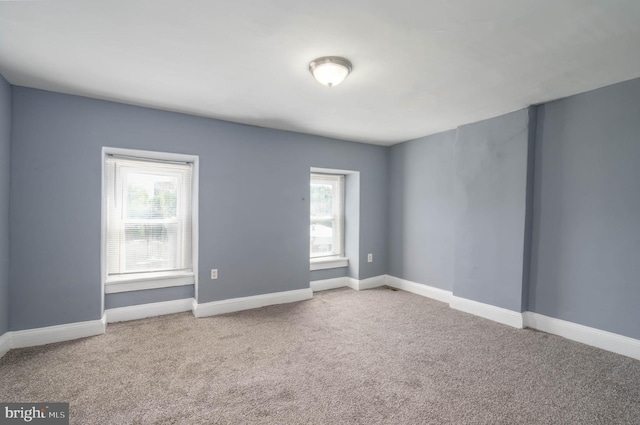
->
[1,287,639,424]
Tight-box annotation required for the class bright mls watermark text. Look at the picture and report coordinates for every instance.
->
[1,403,68,424]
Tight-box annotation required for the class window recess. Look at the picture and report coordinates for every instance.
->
[104,153,195,293]
[310,173,347,270]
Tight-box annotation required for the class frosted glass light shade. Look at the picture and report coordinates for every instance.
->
[309,57,352,87]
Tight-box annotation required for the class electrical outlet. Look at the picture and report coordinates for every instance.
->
[211,269,218,279]
[367,253,373,263]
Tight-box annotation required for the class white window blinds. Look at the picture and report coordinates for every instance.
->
[105,155,193,277]
[310,173,344,258]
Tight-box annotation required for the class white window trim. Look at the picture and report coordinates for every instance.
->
[310,172,345,259]
[309,167,355,271]
[105,271,194,294]
[101,147,199,304]
[310,256,349,271]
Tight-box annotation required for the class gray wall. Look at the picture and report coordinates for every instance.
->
[10,87,388,331]
[309,268,348,281]
[388,130,456,290]
[388,109,534,312]
[345,173,361,279]
[0,75,10,336]
[530,78,640,339]
[105,286,194,309]
[453,108,534,312]
[8,76,640,340]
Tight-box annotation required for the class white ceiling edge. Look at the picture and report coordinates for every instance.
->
[6,73,637,148]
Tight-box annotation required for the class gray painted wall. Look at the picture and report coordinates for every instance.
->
[388,109,534,310]
[453,108,533,312]
[530,78,640,339]
[10,87,388,331]
[388,130,456,290]
[521,107,537,312]
[345,173,361,279]
[105,286,194,309]
[309,268,348,281]
[0,75,10,336]
[8,76,640,340]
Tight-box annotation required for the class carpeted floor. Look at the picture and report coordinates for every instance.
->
[1,287,639,424]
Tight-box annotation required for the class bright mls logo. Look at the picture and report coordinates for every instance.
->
[0,403,69,424]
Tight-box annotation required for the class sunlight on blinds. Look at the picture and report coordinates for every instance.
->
[105,156,193,276]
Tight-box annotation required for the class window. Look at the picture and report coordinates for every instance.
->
[103,149,197,293]
[310,173,345,263]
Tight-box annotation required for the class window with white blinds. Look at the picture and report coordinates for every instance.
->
[105,155,193,280]
[310,173,344,259]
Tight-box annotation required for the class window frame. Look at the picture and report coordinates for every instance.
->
[101,147,199,297]
[310,172,347,270]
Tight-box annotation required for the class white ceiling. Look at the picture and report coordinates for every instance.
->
[1,1,640,146]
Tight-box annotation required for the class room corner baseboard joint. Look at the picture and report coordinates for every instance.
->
[449,295,524,329]
[384,274,640,361]
[310,275,387,292]
[384,275,453,304]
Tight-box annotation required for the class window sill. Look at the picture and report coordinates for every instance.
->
[105,271,194,294]
[310,257,349,271]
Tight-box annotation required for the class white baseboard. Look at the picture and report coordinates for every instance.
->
[385,275,452,304]
[3,279,635,364]
[450,296,524,329]
[0,332,11,358]
[309,275,387,292]
[524,312,640,361]
[193,288,313,318]
[382,274,640,361]
[10,315,107,349]
[105,298,195,323]
[354,275,387,290]
[310,277,350,292]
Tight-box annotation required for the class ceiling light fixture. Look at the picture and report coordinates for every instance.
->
[309,56,352,87]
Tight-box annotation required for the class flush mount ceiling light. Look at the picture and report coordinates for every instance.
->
[309,56,352,87]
